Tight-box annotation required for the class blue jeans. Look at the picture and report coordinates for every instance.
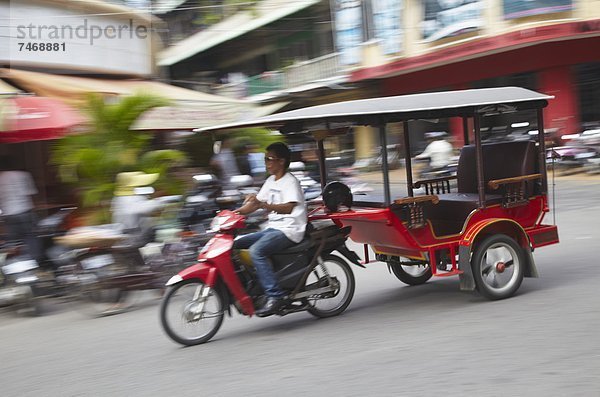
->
[233,228,295,298]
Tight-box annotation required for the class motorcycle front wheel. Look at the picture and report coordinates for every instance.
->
[160,279,225,346]
[305,255,355,318]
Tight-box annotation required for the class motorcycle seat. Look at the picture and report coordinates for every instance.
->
[308,224,349,240]
[274,238,314,255]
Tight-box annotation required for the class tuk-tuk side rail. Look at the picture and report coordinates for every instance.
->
[308,207,390,221]
[413,176,457,195]
[487,173,542,208]
[392,195,439,229]
[393,195,440,205]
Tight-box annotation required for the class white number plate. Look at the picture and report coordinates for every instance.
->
[2,260,38,275]
[81,254,114,270]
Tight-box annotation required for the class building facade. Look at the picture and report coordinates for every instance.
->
[159,0,600,147]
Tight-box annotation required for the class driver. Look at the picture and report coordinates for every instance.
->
[234,142,307,316]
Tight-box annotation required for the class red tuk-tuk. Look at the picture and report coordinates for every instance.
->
[199,87,559,301]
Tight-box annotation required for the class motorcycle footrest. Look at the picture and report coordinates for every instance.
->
[278,301,309,316]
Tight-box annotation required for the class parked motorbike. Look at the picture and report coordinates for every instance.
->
[290,161,322,200]
[159,210,362,346]
[414,156,458,182]
[290,161,372,200]
[178,173,264,234]
[0,244,40,316]
[546,146,598,175]
[56,194,193,316]
[35,207,77,271]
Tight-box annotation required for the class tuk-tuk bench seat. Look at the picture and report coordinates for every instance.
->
[437,192,502,206]
[423,193,502,236]
[390,192,502,235]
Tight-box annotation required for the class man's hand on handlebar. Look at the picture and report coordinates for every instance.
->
[235,194,261,215]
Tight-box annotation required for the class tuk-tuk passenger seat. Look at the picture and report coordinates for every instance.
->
[456,140,538,196]
[424,140,539,236]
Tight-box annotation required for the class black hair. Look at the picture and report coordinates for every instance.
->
[266,142,291,169]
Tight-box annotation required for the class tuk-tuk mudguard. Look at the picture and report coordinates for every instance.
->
[458,218,538,291]
[458,245,476,291]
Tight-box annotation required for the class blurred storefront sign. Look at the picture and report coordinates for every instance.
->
[421,0,484,42]
[503,0,573,20]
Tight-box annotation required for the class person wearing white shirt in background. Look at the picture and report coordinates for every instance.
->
[415,131,454,174]
[0,155,40,260]
[111,171,163,243]
[234,142,307,317]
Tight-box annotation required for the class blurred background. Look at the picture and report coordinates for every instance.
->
[1,0,599,212]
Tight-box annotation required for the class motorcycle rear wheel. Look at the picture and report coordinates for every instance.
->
[305,255,355,318]
[160,280,224,346]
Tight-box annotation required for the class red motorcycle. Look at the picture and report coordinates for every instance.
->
[160,210,362,346]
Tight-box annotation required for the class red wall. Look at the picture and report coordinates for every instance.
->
[538,66,580,135]
[377,36,600,137]
[382,36,600,96]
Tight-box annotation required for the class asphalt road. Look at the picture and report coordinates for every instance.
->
[1,178,600,396]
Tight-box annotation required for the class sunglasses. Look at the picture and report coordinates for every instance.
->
[264,156,281,162]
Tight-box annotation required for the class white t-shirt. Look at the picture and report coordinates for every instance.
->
[257,172,307,243]
[0,171,37,216]
[415,140,454,168]
[111,195,162,230]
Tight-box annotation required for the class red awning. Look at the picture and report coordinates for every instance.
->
[0,96,85,143]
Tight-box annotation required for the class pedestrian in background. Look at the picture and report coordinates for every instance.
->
[0,155,40,260]
[210,137,240,187]
[245,143,267,182]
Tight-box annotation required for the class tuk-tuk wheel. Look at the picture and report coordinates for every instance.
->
[471,234,525,300]
[389,262,432,286]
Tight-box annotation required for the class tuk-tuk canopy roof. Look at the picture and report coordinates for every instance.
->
[196,87,553,133]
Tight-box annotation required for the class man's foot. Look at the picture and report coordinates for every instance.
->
[255,296,285,317]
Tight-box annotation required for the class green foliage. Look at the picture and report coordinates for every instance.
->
[52,93,187,224]
[139,149,187,195]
